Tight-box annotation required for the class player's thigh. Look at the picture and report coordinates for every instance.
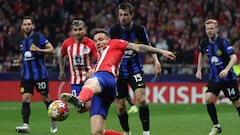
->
[129,73,146,91]
[90,115,105,134]
[35,79,49,96]
[222,80,240,101]
[71,84,84,96]
[20,79,34,94]
[116,78,129,99]
[205,80,221,103]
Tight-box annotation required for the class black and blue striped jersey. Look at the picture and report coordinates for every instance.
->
[199,35,237,82]
[19,32,49,80]
[109,23,150,78]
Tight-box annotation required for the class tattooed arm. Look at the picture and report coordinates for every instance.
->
[126,43,176,61]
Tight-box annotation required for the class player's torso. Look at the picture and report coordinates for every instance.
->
[64,37,94,84]
[110,23,148,78]
[21,32,48,80]
[94,40,128,77]
[201,37,236,82]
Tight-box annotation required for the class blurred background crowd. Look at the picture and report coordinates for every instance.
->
[1,0,240,74]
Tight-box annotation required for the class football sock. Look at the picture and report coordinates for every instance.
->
[104,130,123,135]
[118,112,130,132]
[78,87,94,102]
[236,106,240,116]
[207,103,219,125]
[44,100,52,109]
[22,102,30,124]
[139,105,150,131]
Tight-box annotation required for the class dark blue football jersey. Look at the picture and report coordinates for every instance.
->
[199,35,236,82]
[20,32,49,80]
[109,23,150,78]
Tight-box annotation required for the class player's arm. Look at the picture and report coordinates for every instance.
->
[195,52,203,80]
[126,43,176,61]
[149,42,161,79]
[219,54,237,78]
[30,42,55,54]
[58,53,67,81]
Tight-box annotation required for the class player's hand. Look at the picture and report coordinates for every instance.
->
[154,62,161,80]
[30,44,40,52]
[162,50,176,61]
[195,71,202,80]
[12,59,20,66]
[58,72,67,81]
[219,69,228,79]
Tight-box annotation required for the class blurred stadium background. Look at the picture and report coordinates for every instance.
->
[1,0,239,103]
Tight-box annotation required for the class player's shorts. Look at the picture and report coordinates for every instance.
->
[116,72,145,99]
[207,80,240,101]
[71,83,84,96]
[20,79,49,96]
[89,71,117,118]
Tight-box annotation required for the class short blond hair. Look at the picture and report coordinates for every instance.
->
[205,19,218,27]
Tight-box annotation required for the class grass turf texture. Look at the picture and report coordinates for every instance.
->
[0,102,239,135]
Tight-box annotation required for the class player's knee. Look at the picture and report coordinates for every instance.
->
[117,102,127,113]
[136,97,146,106]
[91,128,104,135]
[205,92,215,104]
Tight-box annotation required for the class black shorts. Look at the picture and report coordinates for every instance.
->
[116,73,145,99]
[20,79,49,96]
[207,80,240,101]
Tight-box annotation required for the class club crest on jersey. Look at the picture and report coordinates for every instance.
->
[24,51,35,61]
[82,48,90,54]
[211,56,223,65]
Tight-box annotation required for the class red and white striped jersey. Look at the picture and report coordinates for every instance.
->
[94,39,128,76]
[61,37,98,84]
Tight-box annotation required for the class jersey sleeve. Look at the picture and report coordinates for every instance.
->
[141,26,150,45]
[90,41,98,59]
[198,39,205,54]
[39,33,49,47]
[112,39,129,51]
[222,39,235,55]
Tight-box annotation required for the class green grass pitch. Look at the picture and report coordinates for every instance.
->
[0,102,239,135]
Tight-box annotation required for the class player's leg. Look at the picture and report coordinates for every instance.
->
[90,115,105,135]
[205,81,221,135]
[16,80,33,133]
[71,83,84,97]
[116,78,131,134]
[222,80,240,117]
[35,79,57,133]
[87,72,116,135]
[135,87,150,135]
[126,94,138,114]
[130,73,150,135]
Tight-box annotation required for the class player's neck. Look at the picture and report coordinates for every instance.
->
[121,22,133,30]
[209,34,217,43]
[24,31,33,38]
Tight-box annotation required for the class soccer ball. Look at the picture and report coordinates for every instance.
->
[48,100,70,121]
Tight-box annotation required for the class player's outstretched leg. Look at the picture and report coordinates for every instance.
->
[61,93,85,113]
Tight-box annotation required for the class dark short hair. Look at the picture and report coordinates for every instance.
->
[118,2,134,14]
[22,16,34,24]
[92,28,111,38]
